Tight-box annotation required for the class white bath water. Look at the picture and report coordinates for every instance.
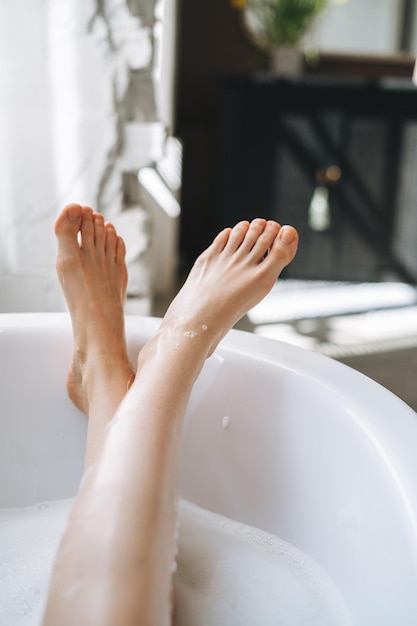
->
[0,498,353,626]
[176,501,353,625]
[0,499,73,626]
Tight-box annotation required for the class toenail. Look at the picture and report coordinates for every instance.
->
[67,205,82,221]
[278,226,296,244]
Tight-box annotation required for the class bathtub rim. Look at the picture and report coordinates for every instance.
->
[1,310,417,536]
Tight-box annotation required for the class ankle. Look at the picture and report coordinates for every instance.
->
[74,353,133,407]
[137,320,219,374]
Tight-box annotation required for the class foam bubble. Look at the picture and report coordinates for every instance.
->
[0,498,353,626]
[222,415,230,429]
[175,500,353,626]
[0,498,74,626]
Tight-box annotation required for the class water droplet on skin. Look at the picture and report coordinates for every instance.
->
[222,415,230,429]
[201,324,208,331]
[183,331,197,339]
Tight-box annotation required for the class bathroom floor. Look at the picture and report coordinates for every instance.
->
[155,279,417,412]
[240,279,417,412]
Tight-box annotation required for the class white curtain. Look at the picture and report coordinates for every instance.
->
[0,0,167,311]
[0,0,116,276]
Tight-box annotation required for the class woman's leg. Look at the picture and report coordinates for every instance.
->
[43,211,298,626]
[54,203,135,467]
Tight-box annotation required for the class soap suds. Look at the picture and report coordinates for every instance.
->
[222,415,230,429]
[0,498,353,626]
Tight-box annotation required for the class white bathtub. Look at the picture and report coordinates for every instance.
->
[1,312,417,625]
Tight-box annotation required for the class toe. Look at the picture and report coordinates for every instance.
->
[79,206,94,250]
[248,220,280,260]
[115,236,126,265]
[194,227,231,267]
[209,227,232,254]
[65,203,83,224]
[237,218,267,255]
[55,204,83,256]
[55,203,82,235]
[224,221,250,253]
[268,225,298,265]
[93,213,105,250]
[105,223,117,259]
[277,225,298,247]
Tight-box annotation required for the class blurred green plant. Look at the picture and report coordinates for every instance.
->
[245,0,329,47]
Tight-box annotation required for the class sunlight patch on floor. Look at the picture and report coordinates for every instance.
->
[248,281,417,325]
[250,281,417,358]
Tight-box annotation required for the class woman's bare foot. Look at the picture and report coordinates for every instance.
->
[159,218,298,358]
[55,203,134,415]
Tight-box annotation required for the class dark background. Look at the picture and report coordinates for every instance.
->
[173,0,417,283]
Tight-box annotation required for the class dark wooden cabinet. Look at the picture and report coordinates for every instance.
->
[218,77,417,282]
